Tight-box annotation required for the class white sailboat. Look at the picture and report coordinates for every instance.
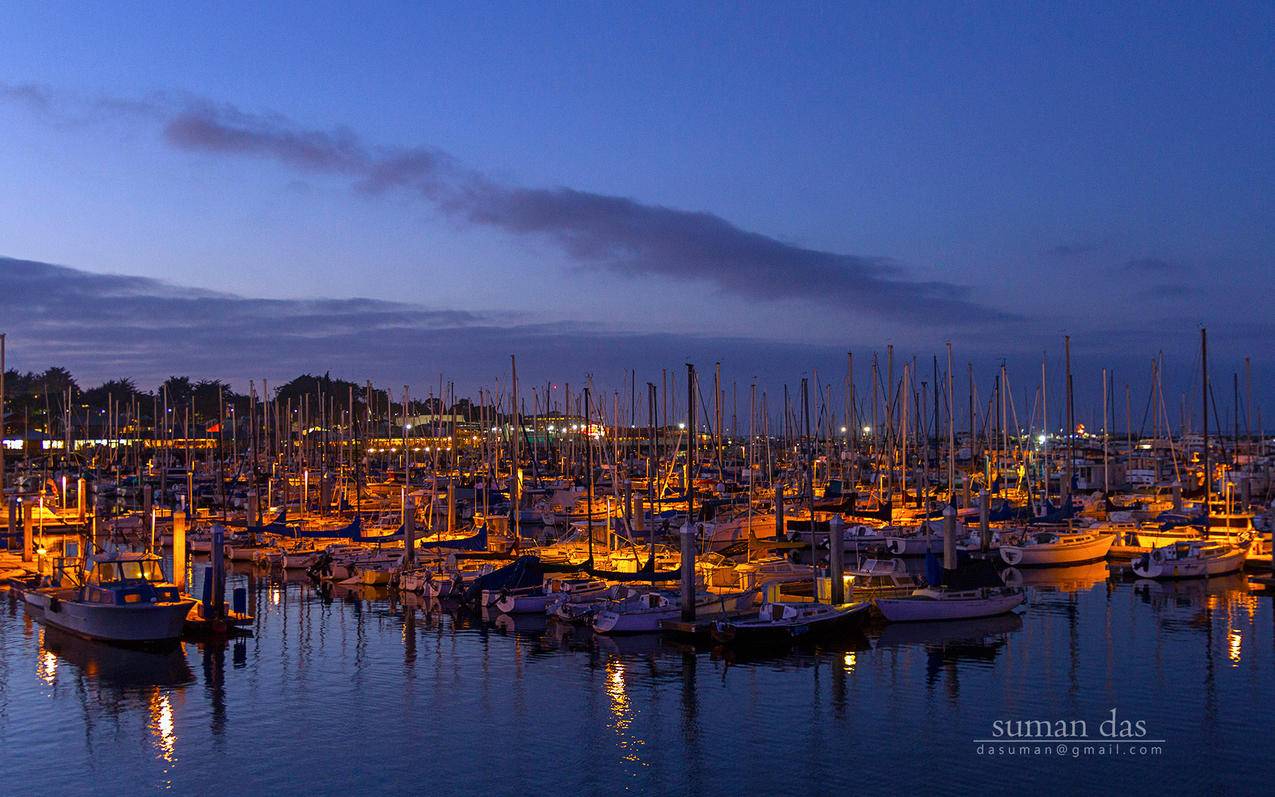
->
[875,585,1025,622]
[998,529,1115,566]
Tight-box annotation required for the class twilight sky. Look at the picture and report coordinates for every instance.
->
[0,3,1271,424]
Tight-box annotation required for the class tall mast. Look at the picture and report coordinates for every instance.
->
[946,342,955,506]
[511,355,520,542]
[585,385,594,563]
[1201,328,1210,533]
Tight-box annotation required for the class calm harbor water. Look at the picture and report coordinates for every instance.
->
[2,561,1272,795]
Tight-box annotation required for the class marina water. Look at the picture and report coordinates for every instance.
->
[2,562,1270,795]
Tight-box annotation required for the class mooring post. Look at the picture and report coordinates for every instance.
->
[22,500,33,563]
[5,497,15,551]
[210,524,226,619]
[173,510,187,590]
[774,483,785,539]
[943,503,958,571]
[829,514,845,604]
[680,519,696,622]
[403,496,416,565]
[76,477,87,523]
[446,479,456,533]
[1172,481,1182,513]
[979,489,991,552]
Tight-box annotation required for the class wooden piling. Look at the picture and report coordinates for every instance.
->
[943,503,957,571]
[829,514,845,604]
[404,496,416,565]
[979,489,990,552]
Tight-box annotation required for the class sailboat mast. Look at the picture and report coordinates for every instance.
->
[1201,327,1210,534]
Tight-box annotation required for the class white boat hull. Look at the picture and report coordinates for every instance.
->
[1131,548,1246,579]
[875,590,1025,622]
[999,534,1114,566]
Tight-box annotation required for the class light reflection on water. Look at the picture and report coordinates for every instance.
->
[1,562,1272,795]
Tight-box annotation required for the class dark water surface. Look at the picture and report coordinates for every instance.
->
[2,561,1271,795]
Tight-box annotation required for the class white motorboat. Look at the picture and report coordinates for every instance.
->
[999,530,1115,566]
[1131,539,1249,579]
[21,552,195,643]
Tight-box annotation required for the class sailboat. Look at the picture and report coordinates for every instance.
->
[711,379,869,645]
[1130,328,1255,569]
[874,580,1025,622]
[1131,538,1249,579]
[998,529,1115,566]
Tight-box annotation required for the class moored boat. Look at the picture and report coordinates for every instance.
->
[999,530,1115,567]
[711,601,870,644]
[1131,538,1248,579]
[21,552,195,644]
[875,585,1025,622]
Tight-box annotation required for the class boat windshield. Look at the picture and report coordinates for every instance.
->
[94,559,165,583]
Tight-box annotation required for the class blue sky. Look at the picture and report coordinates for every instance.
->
[0,2,1271,414]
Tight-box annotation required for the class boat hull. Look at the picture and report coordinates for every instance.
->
[1131,548,1246,579]
[711,602,869,645]
[999,534,1115,566]
[875,590,1025,622]
[24,591,195,643]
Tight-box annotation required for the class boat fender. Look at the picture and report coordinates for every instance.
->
[48,597,61,613]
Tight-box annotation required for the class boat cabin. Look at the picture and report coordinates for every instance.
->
[84,553,182,606]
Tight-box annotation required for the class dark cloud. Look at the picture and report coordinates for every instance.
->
[0,256,856,392]
[164,106,368,173]
[3,257,1269,415]
[2,84,1011,326]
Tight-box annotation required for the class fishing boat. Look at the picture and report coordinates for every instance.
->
[21,552,196,643]
[711,601,870,645]
[998,529,1115,566]
[875,585,1025,622]
[1131,539,1249,579]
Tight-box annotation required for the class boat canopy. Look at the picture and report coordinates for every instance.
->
[584,548,682,582]
[292,515,362,539]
